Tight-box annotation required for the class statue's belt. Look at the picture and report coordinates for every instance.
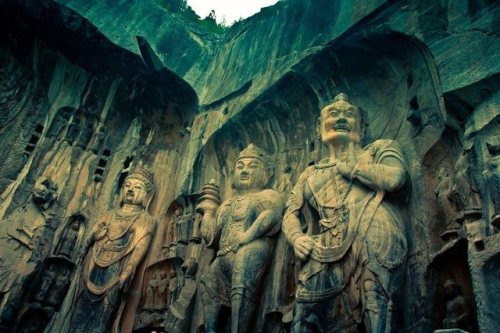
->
[309,193,382,263]
[296,285,344,302]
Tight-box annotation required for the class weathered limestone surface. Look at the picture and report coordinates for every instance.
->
[0,0,498,332]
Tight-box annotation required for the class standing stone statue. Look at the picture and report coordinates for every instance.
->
[0,177,58,308]
[33,265,57,301]
[143,272,156,310]
[283,93,408,332]
[485,138,500,227]
[46,271,70,306]
[54,215,81,258]
[442,279,471,331]
[68,163,155,333]
[197,144,284,333]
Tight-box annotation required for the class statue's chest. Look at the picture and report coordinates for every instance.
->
[306,168,350,210]
[228,196,258,222]
[102,219,135,246]
[219,195,259,241]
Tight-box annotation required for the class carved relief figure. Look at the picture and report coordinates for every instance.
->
[442,279,471,331]
[147,272,160,309]
[434,167,461,240]
[168,265,181,305]
[172,208,182,247]
[157,271,168,308]
[33,265,57,301]
[435,167,453,220]
[449,152,482,223]
[68,163,155,333]
[197,144,284,333]
[0,177,58,307]
[485,138,500,227]
[46,271,70,306]
[55,216,82,258]
[283,93,408,332]
[165,258,198,332]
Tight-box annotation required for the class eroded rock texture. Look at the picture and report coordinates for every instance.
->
[0,0,498,332]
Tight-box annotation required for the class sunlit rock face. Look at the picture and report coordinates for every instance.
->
[0,0,498,332]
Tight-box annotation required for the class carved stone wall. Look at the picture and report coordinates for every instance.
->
[0,0,498,332]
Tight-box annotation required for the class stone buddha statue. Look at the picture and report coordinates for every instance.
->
[68,162,155,333]
[283,93,409,332]
[0,176,58,309]
[197,144,284,333]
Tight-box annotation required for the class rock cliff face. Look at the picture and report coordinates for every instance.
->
[0,0,498,332]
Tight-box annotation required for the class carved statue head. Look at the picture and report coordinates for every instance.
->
[444,279,460,297]
[233,144,273,191]
[121,162,155,209]
[318,93,365,146]
[181,258,198,277]
[32,176,58,210]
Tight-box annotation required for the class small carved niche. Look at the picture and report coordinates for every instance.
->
[178,203,194,245]
[47,107,72,139]
[114,155,134,190]
[23,124,44,156]
[427,240,479,332]
[162,200,184,255]
[66,113,82,145]
[76,115,95,149]
[94,148,113,183]
[54,213,85,260]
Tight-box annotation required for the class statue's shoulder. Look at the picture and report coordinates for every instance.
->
[367,138,402,150]
[257,189,284,209]
[365,139,404,161]
[297,165,316,180]
[260,189,282,201]
[260,188,280,196]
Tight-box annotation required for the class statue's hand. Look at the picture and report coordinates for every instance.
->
[93,222,108,241]
[293,235,314,260]
[231,232,252,253]
[337,142,358,180]
[336,161,351,178]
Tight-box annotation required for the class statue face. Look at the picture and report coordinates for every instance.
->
[320,101,361,145]
[69,220,80,230]
[233,157,269,191]
[444,279,459,297]
[121,177,148,206]
[32,177,57,207]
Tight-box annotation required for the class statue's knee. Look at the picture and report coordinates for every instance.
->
[363,278,388,312]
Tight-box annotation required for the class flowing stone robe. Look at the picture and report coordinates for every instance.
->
[200,189,284,306]
[69,209,154,333]
[283,139,408,331]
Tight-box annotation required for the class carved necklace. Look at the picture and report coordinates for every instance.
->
[102,209,142,240]
[114,208,143,224]
[330,162,351,226]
